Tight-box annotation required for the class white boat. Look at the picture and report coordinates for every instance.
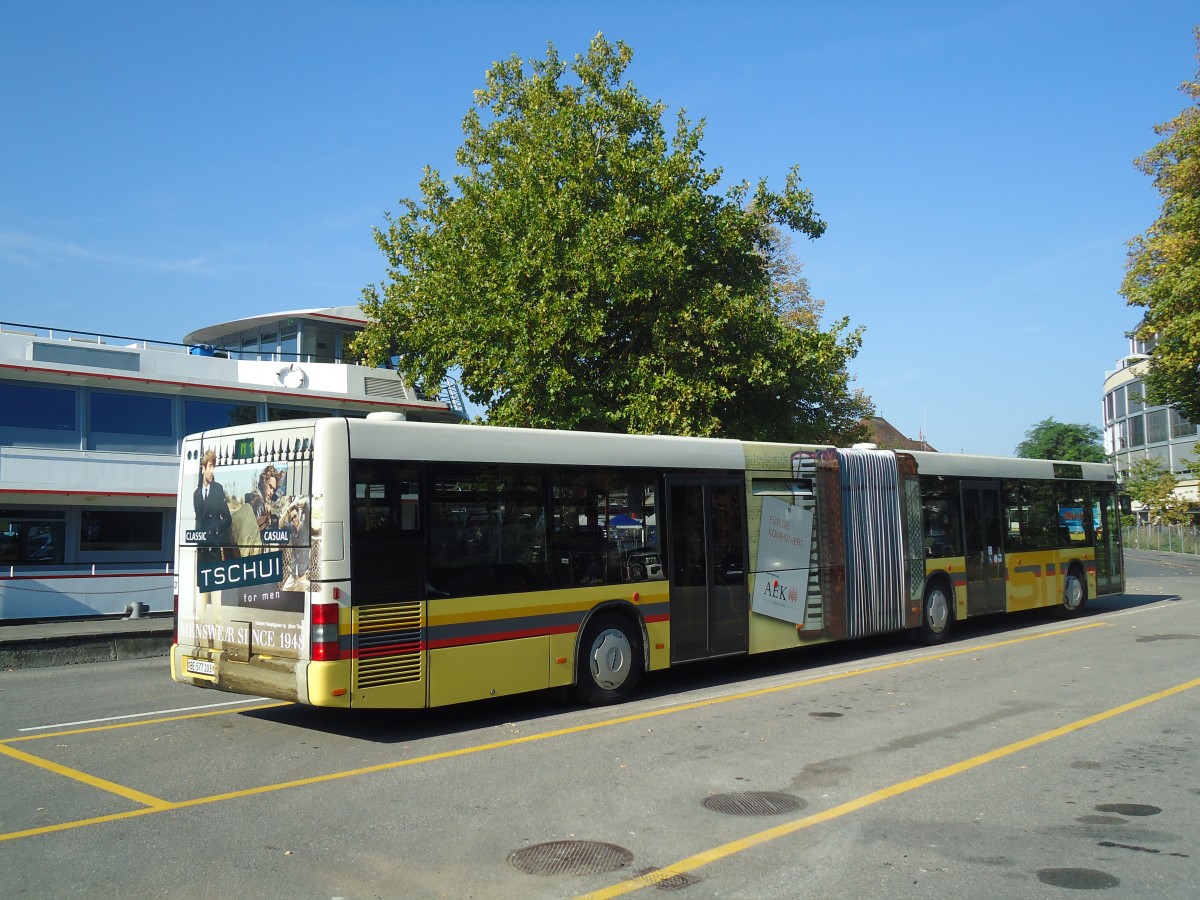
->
[0,307,466,621]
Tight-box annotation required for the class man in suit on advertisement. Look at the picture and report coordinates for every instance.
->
[194,448,234,562]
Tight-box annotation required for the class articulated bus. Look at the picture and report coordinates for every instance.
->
[171,416,1124,708]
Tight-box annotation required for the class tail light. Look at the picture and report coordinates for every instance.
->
[173,591,179,646]
[311,601,341,660]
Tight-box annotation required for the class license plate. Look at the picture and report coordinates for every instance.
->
[185,657,216,678]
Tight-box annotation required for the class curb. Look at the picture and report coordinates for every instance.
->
[0,630,172,671]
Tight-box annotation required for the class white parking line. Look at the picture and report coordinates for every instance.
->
[18,698,275,732]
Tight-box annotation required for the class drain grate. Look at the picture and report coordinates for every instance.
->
[702,791,807,817]
[633,867,702,892]
[509,840,633,876]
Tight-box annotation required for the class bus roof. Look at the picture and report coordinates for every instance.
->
[190,417,1116,483]
[342,417,753,471]
[906,449,1116,483]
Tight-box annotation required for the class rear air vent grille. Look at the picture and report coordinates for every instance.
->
[354,601,424,688]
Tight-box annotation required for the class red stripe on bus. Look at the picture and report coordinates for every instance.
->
[426,623,581,650]
[347,618,672,656]
[355,641,424,658]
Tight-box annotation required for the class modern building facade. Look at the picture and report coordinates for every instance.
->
[1102,334,1199,508]
[0,307,467,621]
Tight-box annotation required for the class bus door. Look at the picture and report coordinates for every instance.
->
[961,480,1007,615]
[1093,489,1124,595]
[665,477,748,662]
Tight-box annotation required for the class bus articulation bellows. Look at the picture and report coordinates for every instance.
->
[171,417,1124,708]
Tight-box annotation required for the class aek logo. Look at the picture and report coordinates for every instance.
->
[762,579,799,604]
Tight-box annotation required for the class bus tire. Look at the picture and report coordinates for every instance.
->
[919,579,953,645]
[574,611,644,706]
[1059,564,1088,616]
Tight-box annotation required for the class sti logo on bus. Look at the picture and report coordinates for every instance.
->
[197,552,282,591]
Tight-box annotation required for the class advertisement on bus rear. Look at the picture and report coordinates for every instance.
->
[178,428,320,657]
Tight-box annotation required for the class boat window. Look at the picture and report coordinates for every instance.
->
[80,510,166,552]
[0,509,66,566]
[88,391,173,452]
[0,382,77,435]
[185,399,258,433]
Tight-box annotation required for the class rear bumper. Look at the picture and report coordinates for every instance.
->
[171,643,303,703]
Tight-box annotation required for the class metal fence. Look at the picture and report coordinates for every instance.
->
[1123,523,1200,555]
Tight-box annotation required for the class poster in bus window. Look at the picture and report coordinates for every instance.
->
[1058,506,1085,541]
[184,446,316,614]
[739,446,825,628]
[751,495,814,625]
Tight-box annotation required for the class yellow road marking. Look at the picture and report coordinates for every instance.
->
[579,675,1200,898]
[0,743,172,810]
[0,702,291,745]
[0,809,167,842]
[0,620,1108,843]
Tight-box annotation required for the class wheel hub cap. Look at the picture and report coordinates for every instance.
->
[591,629,631,690]
[928,591,948,632]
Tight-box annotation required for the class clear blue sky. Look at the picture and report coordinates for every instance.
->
[2,2,1196,455]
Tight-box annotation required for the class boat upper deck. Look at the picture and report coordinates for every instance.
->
[0,311,467,420]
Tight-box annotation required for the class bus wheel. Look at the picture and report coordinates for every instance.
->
[920,581,953,645]
[574,613,643,705]
[1060,566,1088,616]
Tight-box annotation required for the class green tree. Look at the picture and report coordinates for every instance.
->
[1015,418,1106,462]
[1120,28,1200,422]
[1124,456,1191,524]
[354,35,872,443]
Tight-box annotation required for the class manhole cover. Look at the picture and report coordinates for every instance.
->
[702,791,806,816]
[1036,867,1120,890]
[1095,803,1161,817]
[509,840,633,876]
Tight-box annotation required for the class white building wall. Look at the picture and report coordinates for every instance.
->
[1102,349,1199,510]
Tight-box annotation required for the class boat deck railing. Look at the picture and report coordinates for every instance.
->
[0,320,184,353]
[1,320,337,363]
[0,561,175,579]
[0,321,468,415]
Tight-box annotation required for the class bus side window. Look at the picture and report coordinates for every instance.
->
[919,475,961,558]
[1004,481,1038,552]
[549,470,660,588]
[1023,480,1058,549]
[350,461,425,603]
[427,464,550,598]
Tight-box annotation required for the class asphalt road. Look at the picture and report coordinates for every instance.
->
[1,550,1198,899]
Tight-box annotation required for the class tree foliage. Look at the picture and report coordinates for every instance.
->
[1015,418,1106,462]
[1124,456,1191,524]
[1121,28,1200,423]
[354,35,872,443]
